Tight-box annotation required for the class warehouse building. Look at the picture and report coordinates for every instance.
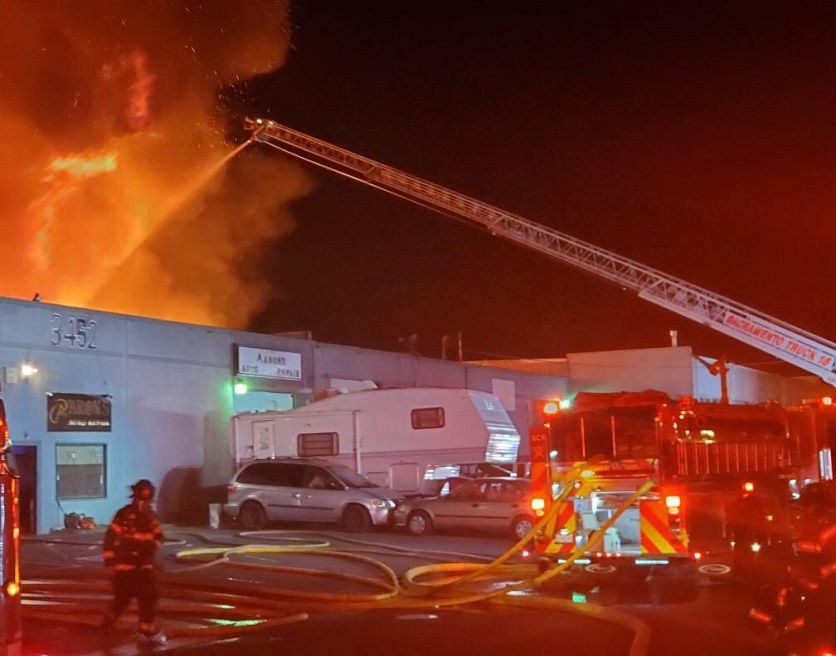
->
[0,296,565,533]
[4,295,826,534]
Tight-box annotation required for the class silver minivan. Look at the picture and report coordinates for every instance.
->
[224,458,402,532]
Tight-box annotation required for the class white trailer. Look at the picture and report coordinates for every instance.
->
[231,387,521,496]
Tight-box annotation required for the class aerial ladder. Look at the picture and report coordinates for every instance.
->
[244,118,836,387]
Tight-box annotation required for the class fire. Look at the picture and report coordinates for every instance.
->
[47,153,118,179]
[0,1,309,329]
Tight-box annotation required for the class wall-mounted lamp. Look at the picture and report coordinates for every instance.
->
[20,364,39,378]
[233,381,248,395]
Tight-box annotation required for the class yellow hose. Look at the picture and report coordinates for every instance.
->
[21,464,653,653]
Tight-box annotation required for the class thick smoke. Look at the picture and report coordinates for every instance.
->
[0,0,311,327]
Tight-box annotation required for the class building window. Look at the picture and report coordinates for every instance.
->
[297,432,339,457]
[411,407,445,430]
[56,444,106,499]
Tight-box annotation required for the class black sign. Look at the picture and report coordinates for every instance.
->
[47,393,111,432]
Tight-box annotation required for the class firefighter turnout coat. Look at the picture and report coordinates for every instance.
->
[103,503,163,571]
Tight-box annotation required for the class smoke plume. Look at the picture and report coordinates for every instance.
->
[0,0,311,327]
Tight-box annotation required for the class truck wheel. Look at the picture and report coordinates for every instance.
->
[341,505,372,533]
[511,515,534,541]
[407,510,433,536]
[238,501,267,531]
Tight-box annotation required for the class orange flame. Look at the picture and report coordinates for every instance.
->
[0,1,305,329]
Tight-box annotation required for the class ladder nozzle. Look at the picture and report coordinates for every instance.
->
[243,117,268,140]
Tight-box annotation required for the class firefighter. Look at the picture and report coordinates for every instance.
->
[746,497,814,635]
[791,482,836,644]
[747,559,808,635]
[101,479,165,645]
[728,483,771,582]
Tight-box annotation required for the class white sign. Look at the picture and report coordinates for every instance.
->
[492,378,516,411]
[237,346,302,380]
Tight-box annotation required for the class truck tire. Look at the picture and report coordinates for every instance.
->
[238,501,267,531]
[407,510,433,536]
[341,505,372,533]
[511,515,534,541]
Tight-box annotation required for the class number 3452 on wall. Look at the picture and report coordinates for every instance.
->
[50,313,98,349]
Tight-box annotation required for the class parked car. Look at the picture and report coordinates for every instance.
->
[392,476,535,539]
[224,458,403,532]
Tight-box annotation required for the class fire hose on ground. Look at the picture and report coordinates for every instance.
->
[19,468,652,655]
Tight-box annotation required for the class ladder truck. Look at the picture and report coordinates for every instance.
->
[244,118,834,572]
[244,117,836,388]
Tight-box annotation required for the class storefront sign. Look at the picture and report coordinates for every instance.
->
[237,347,302,381]
[47,393,112,432]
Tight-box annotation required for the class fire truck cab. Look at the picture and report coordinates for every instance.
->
[532,391,796,573]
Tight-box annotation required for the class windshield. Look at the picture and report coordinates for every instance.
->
[552,405,658,462]
[329,464,379,488]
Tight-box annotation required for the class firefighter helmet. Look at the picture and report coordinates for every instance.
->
[130,479,156,500]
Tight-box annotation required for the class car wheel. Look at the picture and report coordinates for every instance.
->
[511,515,534,541]
[407,510,433,536]
[341,505,372,533]
[238,501,267,531]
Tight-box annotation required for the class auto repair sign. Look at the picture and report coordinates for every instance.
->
[237,346,302,381]
[47,393,112,432]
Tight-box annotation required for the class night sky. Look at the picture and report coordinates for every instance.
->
[235,2,835,374]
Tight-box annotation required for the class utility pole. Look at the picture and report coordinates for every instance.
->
[441,333,463,361]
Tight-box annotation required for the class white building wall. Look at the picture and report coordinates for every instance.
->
[569,347,829,406]
[567,347,695,398]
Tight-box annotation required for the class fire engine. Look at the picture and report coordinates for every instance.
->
[0,388,22,651]
[529,391,795,569]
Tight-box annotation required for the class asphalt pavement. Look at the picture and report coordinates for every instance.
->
[16,525,796,656]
